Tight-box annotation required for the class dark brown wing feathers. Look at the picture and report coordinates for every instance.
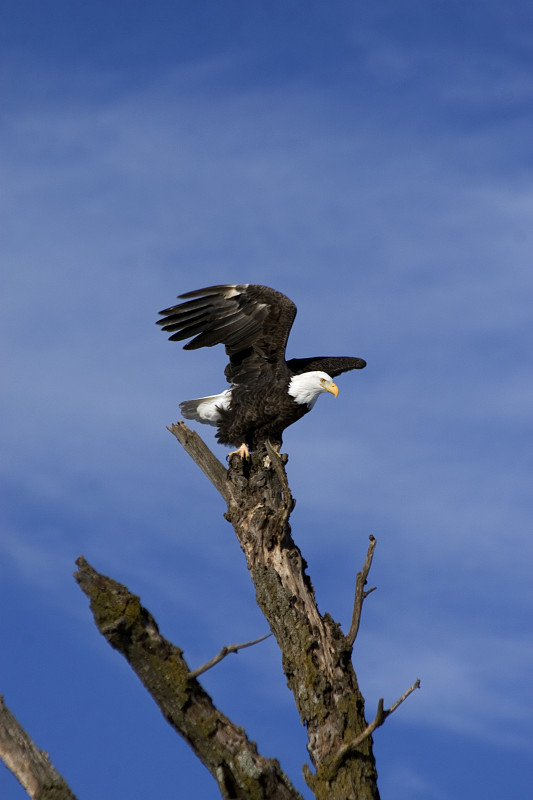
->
[157,284,297,384]
[157,284,366,385]
[286,355,366,377]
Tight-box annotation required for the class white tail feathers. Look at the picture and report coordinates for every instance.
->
[179,389,232,426]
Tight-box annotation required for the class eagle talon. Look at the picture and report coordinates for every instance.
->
[227,443,250,460]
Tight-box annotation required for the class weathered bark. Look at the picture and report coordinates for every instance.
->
[168,423,381,799]
[74,557,302,800]
[0,695,78,800]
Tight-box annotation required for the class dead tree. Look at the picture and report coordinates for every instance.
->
[1,422,419,800]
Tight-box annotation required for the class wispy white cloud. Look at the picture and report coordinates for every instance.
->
[358,627,533,749]
[378,762,451,800]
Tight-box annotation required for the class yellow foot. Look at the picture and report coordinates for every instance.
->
[227,443,250,460]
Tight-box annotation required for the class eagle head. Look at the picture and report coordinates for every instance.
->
[288,371,339,408]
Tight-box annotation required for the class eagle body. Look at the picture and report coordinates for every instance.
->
[157,284,366,452]
[195,375,318,451]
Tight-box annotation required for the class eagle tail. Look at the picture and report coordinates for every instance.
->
[179,390,232,426]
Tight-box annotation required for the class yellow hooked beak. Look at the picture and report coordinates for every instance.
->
[326,380,339,397]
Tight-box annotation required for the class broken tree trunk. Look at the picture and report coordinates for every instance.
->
[168,423,381,800]
[74,557,301,800]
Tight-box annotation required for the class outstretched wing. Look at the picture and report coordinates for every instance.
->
[157,284,297,384]
[286,356,366,377]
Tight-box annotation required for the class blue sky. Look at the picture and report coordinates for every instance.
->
[2,2,532,798]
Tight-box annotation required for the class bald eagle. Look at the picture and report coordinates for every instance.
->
[157,284,366,456]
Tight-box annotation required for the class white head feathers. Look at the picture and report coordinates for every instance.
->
[288,371,339,407]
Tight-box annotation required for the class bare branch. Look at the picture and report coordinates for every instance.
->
[74,556,302,800]
[383,677,421,717]
[346,535,377,647]
[0,695,78,800]
[167,421,229,500]
[189,633,272,678]
[329,679,421,772]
